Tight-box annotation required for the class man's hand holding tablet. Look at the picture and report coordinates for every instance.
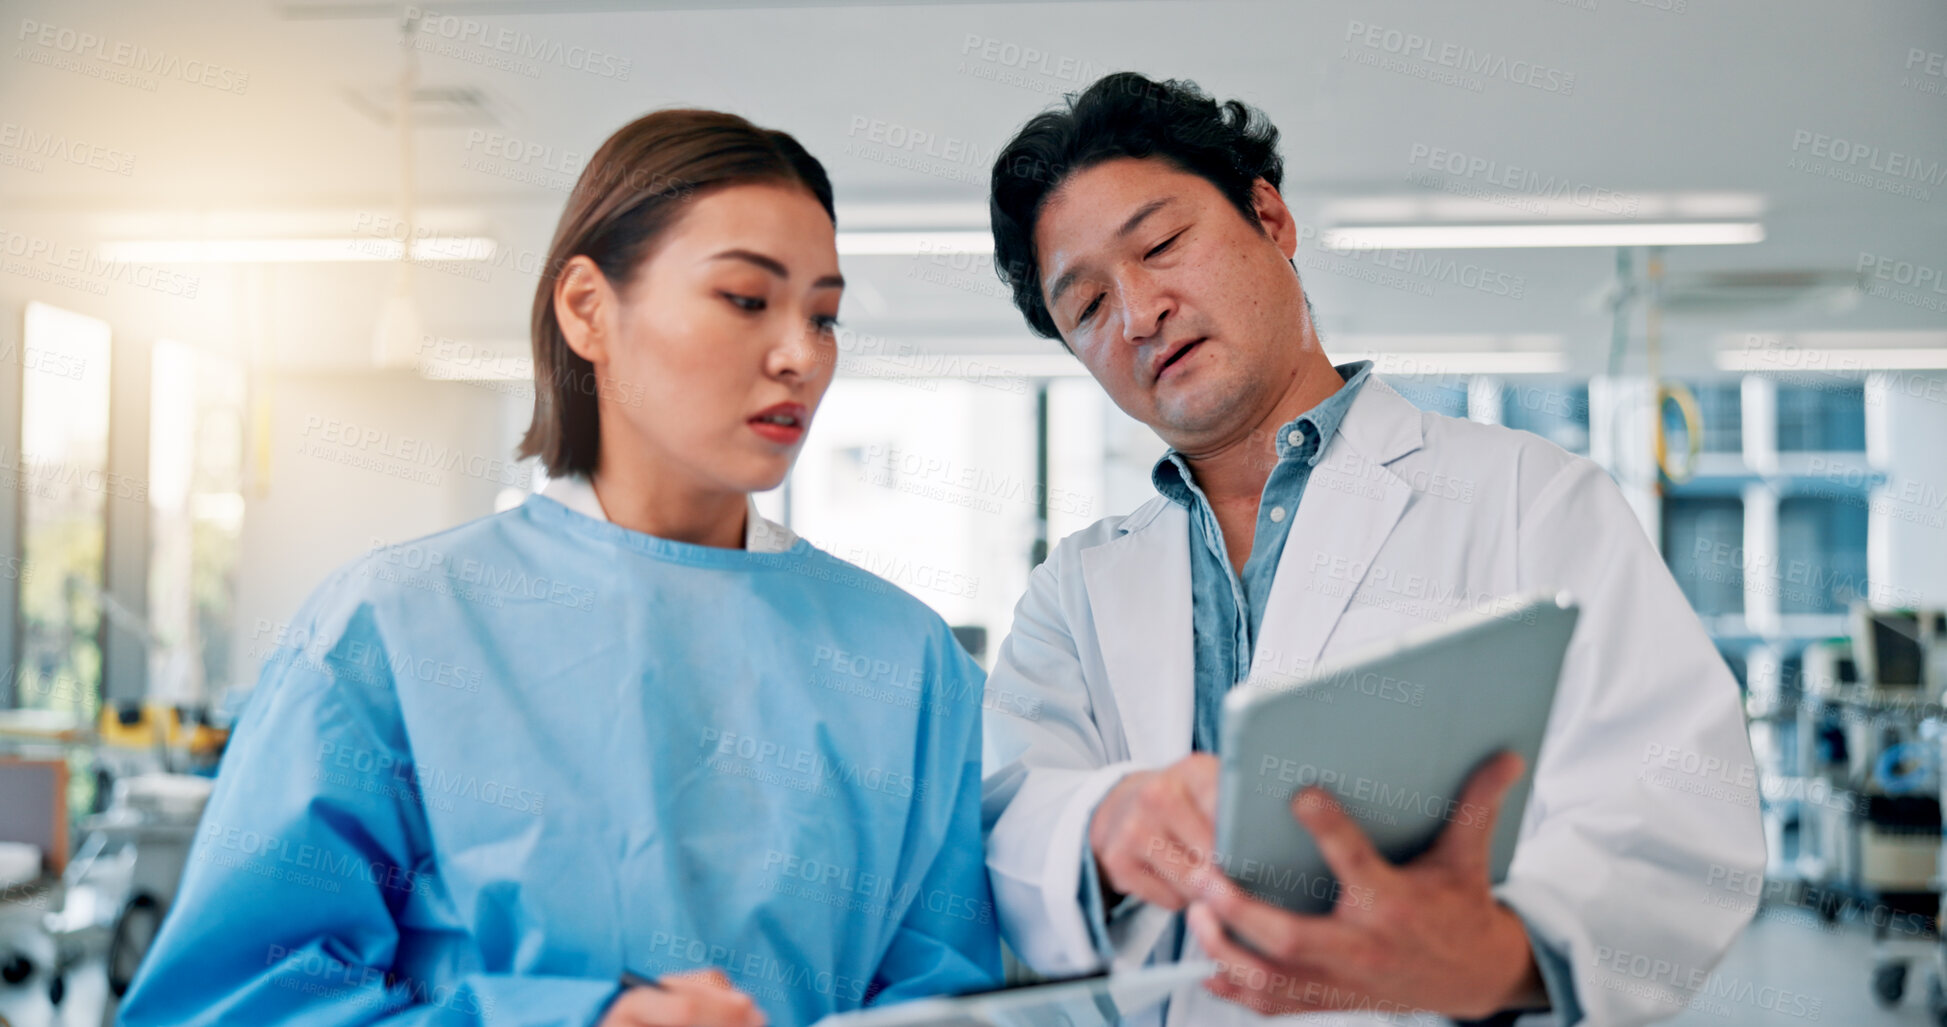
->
[1082,594,1578,1021]
[1181,752,1546,1018]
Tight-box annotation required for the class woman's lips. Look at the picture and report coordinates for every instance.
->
[749,419,805,444]
[749,403,808,445]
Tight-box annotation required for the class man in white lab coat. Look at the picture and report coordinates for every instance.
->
[979,72,1765,1026]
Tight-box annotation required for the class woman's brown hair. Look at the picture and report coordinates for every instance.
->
[519,109,835,476]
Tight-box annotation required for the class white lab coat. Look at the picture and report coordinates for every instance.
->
[981,376,1765,1026]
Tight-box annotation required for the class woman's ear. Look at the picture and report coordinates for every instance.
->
[554,255,612,366]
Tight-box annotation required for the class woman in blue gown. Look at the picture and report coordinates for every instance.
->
[119,110,1001,1027]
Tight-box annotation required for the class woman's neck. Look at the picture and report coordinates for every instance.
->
[588,452,747,549]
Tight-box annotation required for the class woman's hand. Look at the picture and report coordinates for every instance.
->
[598,969,768,1027]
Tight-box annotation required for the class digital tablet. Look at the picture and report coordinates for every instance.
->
[1215,593,1579,914]
[808,959,1215,1027]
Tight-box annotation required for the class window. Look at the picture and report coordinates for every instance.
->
[1501,382,1590,453]
[1673,381,1743,454]
[1717,646,1749,691]
[1662,496,1745,617]
[148,340,247,705]
[14,302,112,720]
[1776,383,1866,452]
[1776,496,1869,615]
[784,377,1039,662]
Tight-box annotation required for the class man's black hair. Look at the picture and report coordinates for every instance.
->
[988,72,1286,341]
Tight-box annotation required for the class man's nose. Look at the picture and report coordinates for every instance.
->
[1120,273,1171,346]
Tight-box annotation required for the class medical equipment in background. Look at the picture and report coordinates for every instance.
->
[0,575,232,1026]
[1638,249,1704,490]
[1790,604,1947,1019]
[70,573,231,777]
[1604,246,1706,492]
[70,774,214,1000]
[0,823,62,1018]
[0,760,68,1024]
[0,773,214,1027]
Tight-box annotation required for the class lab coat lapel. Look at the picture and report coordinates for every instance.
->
[1081,500,1195,767]
[1250,378,1426,681]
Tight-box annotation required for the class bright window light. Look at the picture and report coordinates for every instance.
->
[96,238,498,263]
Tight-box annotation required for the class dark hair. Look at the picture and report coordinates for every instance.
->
[989,72,1285,341]
[520,108,834,477]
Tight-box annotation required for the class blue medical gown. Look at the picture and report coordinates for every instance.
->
[120,495,1001,1026]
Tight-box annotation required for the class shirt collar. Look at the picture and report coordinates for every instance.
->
[537,474,799,554]
[1152,360,1374,506]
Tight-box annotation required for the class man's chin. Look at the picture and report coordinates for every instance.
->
[1151,397,1241,441]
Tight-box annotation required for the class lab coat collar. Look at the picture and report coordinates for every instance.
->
[537,474,798,554]
[1081,375,1426,764]
[1080,500,1195,767]
[1107,374,1425,542]
[1330,372,1426,468]
[1247,376,1423,681]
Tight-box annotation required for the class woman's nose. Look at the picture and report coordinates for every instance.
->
[768,319,830,382]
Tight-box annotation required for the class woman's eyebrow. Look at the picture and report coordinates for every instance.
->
[710,248,843,289]
[710,249,789,276]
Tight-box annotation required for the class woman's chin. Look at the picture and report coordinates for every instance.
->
[720,458,795,497]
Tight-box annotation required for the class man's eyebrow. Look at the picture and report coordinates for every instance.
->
[710,248,843,290]
[1117,197,1173,240]
[1045,196,1178,314]
[1047,265,1083,311]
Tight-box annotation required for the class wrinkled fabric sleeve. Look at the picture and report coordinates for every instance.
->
[118,584,624,1027]
[1494,456,1765,1026]
[868,640,1004,1005]
[981,545,1149,976]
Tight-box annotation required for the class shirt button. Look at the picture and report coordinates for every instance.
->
[1287,430,1304,447]
[1269,505,1287,523]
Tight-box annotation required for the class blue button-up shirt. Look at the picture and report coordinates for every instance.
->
[1075,360,1371,948]
[1152,360,1373,754]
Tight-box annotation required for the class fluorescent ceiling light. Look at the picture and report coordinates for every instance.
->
[833,202,988,230]
[1718,347,1947,372]
[1319,191,1765,225]
[97,237,498,263]
[1342,351,1567,375]
[1321,222,1764,249]
[829,348,1565,381]
[836,231,992,256]
[837,352,1090,380]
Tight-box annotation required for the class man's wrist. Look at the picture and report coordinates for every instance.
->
[1094,853,1122,909]
[1504,952,1548,1010]
[1085,770,1137,912]
[1479,903,1548,1016]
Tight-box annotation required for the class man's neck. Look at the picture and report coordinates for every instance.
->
[1180,352,1345,510]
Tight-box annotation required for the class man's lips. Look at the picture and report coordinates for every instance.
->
[1152,337,1206,383]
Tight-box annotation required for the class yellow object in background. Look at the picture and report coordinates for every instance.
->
[96,705,229,760]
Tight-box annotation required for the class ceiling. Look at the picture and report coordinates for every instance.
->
[3,0,1943,377]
